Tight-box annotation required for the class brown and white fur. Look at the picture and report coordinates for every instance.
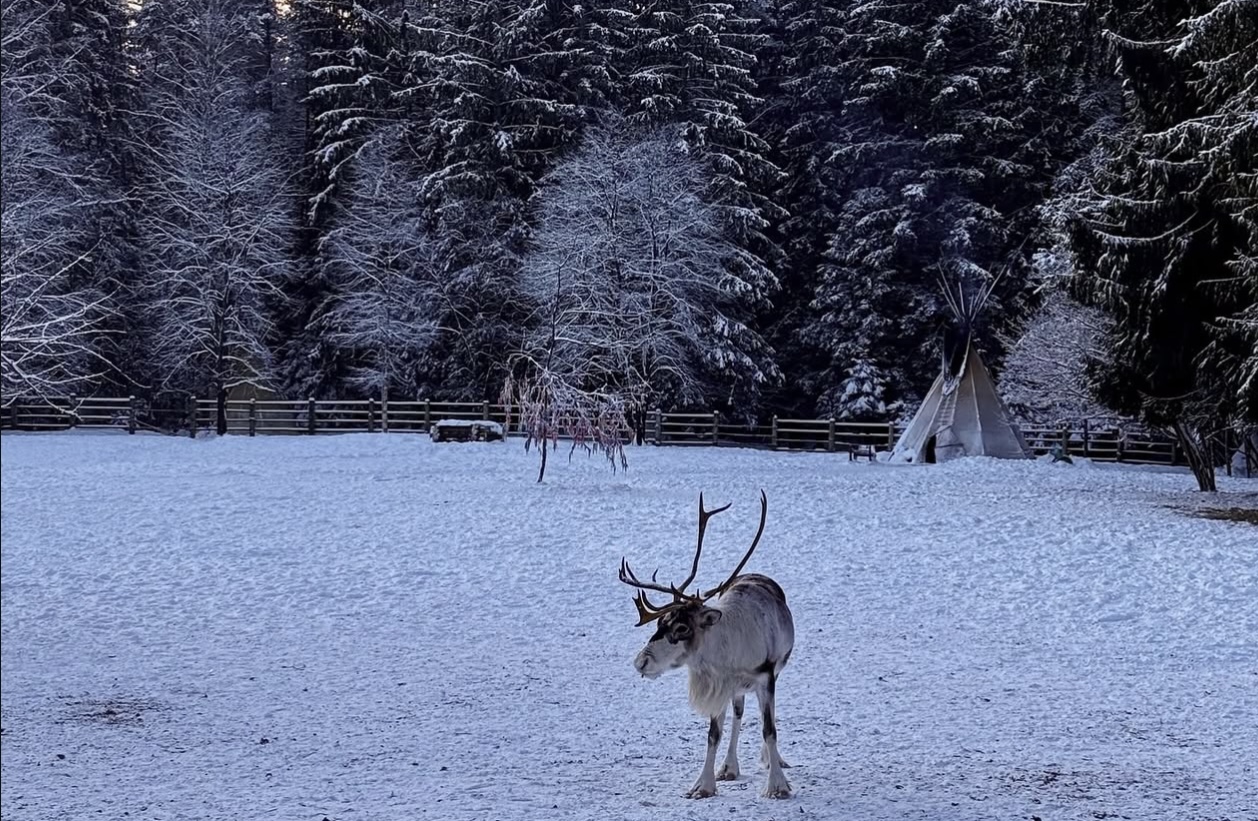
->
[633,573,795,799]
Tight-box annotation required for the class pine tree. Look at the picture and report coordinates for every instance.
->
[806,0,1053,418]
[759,0,847,413]
[401,0,596,399]
[1070,0,1257,490]
[273,0,410,399]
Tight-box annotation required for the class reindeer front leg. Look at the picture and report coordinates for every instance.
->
[758,675,791,798]
[717,695,743,780]
[686,708,725,798]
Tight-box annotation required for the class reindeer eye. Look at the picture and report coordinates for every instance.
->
[672,624,691,639]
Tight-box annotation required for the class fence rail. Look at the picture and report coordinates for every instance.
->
[3,395,1249,471]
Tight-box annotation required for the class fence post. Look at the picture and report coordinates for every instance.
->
[712,411,720,444]
[68,394,78,428]
[248,398,257,437]
[307,397,317,435]
[653,409,662,444]
[483,400,490,421]
[127,395,137,435]
[1116,431,1126,463]
[382,385,390,433]
[423,399,431,431]
[828,418,836,452]
[1082,419,1090,458]
[1171,436,1179,467]
[771,415,779,449]
[368,398,377,433]
[887,422,897,450]
[186,394,197,439]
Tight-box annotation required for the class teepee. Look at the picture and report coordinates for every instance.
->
[890,278,1032,464]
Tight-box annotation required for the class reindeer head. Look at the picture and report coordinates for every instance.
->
[619,491,767,678]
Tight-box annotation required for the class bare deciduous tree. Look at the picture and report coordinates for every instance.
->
[501,358,630,483]
[504,115,753,480]
[318,133,443,401]
[0,6,114,404]
[516,115,761,422]
[999,286,1113,423]
[136,1,293,431]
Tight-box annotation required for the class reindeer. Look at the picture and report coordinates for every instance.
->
[619,490,795,799]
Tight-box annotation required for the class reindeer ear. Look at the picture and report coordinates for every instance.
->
[698,607,723,629]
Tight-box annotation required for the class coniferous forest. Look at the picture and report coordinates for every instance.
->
[2,2,1254,446]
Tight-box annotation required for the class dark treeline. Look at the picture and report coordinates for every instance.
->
[2,1,1254,450]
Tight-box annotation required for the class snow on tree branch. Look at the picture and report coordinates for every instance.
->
[516,112,755,411]
[0,73,114,404]
[318,132,445,397]
[135,0,293,399]
[999,287,1116,423]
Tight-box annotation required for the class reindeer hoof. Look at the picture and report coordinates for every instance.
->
[685,783,717,799]
[762,784,792,799]
[716,764,739,781]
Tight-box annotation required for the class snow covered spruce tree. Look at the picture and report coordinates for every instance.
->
[805,0,1051,419]
[317,132,443,402]
[402,0,598,400]
[1070,0,1257,491]
[756,0,849,413]
[505,117,754,478]
[133,0,294,434]
[803,0,943,418]
[302,0,410,223]
[277,0,412,398]
[0,0,115,403]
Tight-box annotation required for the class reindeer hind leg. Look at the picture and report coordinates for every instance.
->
[757,674,791,798]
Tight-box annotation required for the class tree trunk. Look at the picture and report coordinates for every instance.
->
[216,385,228,437]
[537,435,549,483]
[1172,420,1217,492]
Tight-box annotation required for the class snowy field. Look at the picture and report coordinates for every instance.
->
[2,431,1255,821]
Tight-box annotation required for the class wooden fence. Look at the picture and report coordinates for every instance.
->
[3,395,1251,472]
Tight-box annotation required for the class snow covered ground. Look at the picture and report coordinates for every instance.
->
[2,431,1255,821]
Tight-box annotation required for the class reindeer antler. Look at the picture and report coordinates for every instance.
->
[619,558,701,625]
[619,491,765,626]
[677,492,731,596]
[701,490,767,599]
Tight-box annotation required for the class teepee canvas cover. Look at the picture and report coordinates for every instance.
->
[890,278,1032,463]
[891,341,1032,462]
